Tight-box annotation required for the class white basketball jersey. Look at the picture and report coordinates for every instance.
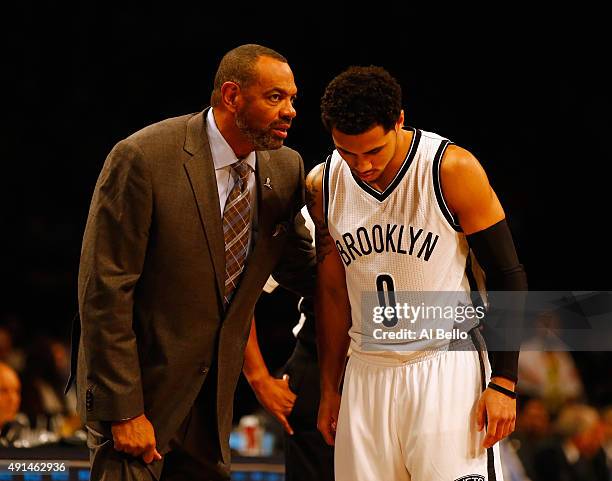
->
[323,128,483,357]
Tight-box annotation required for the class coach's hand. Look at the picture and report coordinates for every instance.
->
[318,390,341,446]
[111,414,162,463]
[251,374,296,435]
[476,377,516,449]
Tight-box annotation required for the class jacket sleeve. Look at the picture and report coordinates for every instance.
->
[272,153,316,298]
[78,139,152,421]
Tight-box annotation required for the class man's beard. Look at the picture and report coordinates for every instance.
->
[235,109,286,151]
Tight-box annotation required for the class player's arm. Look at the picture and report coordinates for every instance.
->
[441,144,527,448]
[243,316,296,435]
[306,163,351,446]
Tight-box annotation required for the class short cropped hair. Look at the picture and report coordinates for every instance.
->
[321,66,402,134]
[210,44,287,107]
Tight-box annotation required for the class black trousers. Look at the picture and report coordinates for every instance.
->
[87,364,229,481]
[283,342,334,481]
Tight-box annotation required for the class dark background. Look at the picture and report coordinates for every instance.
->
[3,9,611,413]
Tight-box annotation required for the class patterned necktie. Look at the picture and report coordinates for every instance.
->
[223,159,252,306]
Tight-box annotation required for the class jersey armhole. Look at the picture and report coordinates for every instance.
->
[432,140,462,232]
[322,154,332,226]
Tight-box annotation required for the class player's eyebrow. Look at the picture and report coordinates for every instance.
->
[336,143,387,155]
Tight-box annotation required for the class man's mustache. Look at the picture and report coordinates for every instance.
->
[269,120,292,129]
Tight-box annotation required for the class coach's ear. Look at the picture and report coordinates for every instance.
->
[221,81,241,113]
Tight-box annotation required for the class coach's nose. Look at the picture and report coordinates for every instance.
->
[280,98,297,120]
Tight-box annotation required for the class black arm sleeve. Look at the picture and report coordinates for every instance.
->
[466,219,527,383]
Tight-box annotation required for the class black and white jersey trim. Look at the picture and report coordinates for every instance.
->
[470,330,498,481]
[350,127,422,203]
[322,154,332,226]
[432,139,462,232]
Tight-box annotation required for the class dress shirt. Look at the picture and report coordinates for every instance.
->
[206,108,258,250]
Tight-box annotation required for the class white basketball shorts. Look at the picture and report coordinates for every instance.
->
[334,347,504,481]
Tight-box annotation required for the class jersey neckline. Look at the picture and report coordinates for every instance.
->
[347,127,422,203]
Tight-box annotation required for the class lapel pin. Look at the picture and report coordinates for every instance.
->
[272,223,287,237]
[264,177,273,190]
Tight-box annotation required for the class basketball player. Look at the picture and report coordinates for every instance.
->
[306,66,527,481]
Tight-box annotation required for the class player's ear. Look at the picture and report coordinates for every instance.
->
[396,110,405,131]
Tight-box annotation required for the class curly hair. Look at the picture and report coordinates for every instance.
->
[320,66,402,135]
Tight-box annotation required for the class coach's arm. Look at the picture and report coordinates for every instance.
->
[78,140,161,463]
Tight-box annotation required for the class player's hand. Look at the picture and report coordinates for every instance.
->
[111,414,162,463]
[317,390,341,446]
[251,374,297,435]
[476,377,516,449]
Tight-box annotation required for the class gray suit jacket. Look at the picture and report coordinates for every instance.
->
[72,108,315,464]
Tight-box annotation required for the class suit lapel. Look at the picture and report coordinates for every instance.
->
[183,109,226,301]
[254,150,279,241]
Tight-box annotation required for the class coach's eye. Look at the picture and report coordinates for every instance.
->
[269,94,281,102]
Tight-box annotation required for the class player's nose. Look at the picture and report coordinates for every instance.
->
[354,157,372,172]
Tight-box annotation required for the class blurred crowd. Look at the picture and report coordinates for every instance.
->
[0,324,83,448]
[1,319,611,481]
[499,346,611,481]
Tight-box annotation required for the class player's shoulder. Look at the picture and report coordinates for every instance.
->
[306,162,325,193]
[412,128,478,171]
[417,128,449,143]
[411,128,453,158]
[305,158,332,219]
[306,150,337,190]
[440,144,481,178]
